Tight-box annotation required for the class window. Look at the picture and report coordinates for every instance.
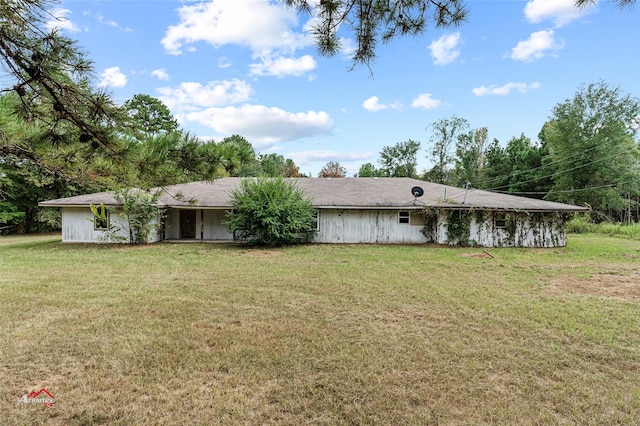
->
[493,212,506,228]
[312,210,320,230]
[398,211,410,224]
[93,206,110,231]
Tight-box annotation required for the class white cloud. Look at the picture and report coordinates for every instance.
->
[157,79,253,112]
[98,67,127,88]
[362,96,401,112]
[45,8,80,33]
[511,30,563,62]
[524,0,594,27]
[428,32,461,65]
[151,69,169,81]
[184,104,333,148]
[161,0,316,77]
[218,57,232,69]
[249,54,317,77]
[162,0,310,54]
[287,150,376,165]
[472,82,541,96]
[96,13,118,28]
[411,93,441,110]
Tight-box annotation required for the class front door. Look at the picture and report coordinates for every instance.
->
[180,210,196,239]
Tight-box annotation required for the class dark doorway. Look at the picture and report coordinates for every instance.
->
[180,210,197,239]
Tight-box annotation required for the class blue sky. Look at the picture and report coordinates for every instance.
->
[48,0,640,176]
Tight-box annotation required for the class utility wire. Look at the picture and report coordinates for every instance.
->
[491,179,638,196]
[482,146,633,192]
[472,133,636,188]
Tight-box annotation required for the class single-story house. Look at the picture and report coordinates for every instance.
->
[39,177,588,247]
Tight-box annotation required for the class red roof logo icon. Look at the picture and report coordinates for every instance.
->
[27,389,54,399]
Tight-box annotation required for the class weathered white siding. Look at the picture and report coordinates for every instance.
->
[314,209,426,244]
[428,211,567,248]
[163,209,232,241]
[61,207,129,243]
[61,207,160,243]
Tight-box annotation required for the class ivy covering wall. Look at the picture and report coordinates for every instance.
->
[421,208,569,247]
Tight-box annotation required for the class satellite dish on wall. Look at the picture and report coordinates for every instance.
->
[411,186,424,198]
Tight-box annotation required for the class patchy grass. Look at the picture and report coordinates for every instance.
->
[1,234,639,424]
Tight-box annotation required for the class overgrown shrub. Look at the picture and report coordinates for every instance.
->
[225,178,317,246]
[566,215,597,234]
[90,188,160,244]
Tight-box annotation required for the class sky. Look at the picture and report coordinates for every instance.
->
[47,0,640,176]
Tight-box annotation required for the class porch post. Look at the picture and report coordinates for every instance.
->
[200,209,204,240]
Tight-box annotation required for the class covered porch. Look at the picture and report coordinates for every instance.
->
[163,208,233,242]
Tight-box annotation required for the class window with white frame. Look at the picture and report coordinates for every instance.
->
[398,211,410,224]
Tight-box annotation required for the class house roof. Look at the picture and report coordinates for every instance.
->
[39,177,589,212]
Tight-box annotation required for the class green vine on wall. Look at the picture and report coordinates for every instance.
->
[446,210,472,246]
[421,208,439,241]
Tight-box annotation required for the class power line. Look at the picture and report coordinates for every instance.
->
[473,132,636,188]
[482,146,633,192]
[490,179,639,196]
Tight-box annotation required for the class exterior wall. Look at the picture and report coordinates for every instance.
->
[427,211,567,248]
[163,209,232,241]
[164,209,180,240]
[61,207,161,243]
[61,207,130,243]
[314,209,426,244]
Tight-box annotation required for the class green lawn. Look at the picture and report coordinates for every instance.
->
[1,234,639,424]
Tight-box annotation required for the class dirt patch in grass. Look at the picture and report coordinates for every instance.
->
[459,251,494,258]
[549,269,640,303]
[241,248,284,258]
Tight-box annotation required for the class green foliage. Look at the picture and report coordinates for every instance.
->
[0,1,119,149]
[543,81,640,222]
[257,153,302,177]
[452,127,487,187]
[420,208,439,242]
[567,216,640,239]
[225,178,317,246]
[378,139,421,177]
[128,132,221,188]
[425,115,469,184]
[445,210,472,246]
[0,94,115,233]
[114,189,161,244]
[123,94,179,137]
[356,162,383,177]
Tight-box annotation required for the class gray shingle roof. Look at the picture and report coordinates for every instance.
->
[39,177,589,212]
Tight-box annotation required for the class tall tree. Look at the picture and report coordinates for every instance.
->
[425,115,469,184]
[318,161,347,178]
[215,135,258,177]
[378,139,421,177]
[123,94,179,137]
[480,138,510,191]
[284,0,468,70]
[543,81,640,221]
[452,127,487,187]
[0,93,117,233]
[356,162,383,177]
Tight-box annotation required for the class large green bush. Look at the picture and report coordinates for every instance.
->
[225,178,317,246]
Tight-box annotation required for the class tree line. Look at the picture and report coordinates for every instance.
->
[351,81,640,224]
